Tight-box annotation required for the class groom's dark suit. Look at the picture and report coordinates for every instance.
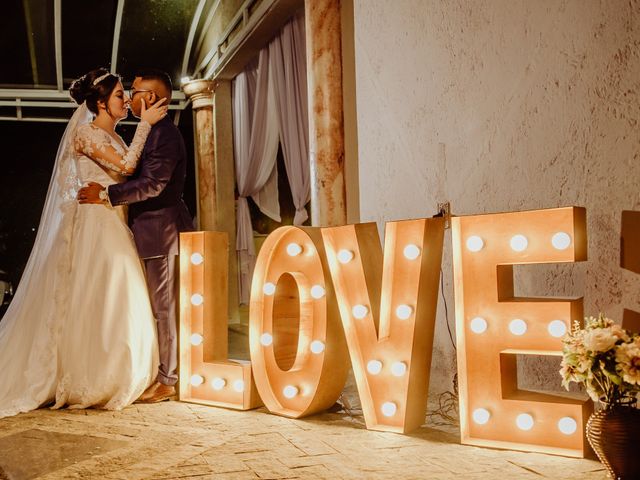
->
[108,116,193,386]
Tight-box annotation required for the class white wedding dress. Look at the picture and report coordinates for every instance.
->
[0,104,158,418]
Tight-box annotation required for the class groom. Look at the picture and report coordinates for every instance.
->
[78,69,193,403]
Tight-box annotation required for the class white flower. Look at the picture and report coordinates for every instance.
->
[610,324,630,342]
[616,339,640,385]
[583,327,617,353]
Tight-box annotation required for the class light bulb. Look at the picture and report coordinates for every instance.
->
[470,317,488,334]
[516,413,534,431]
[190,374,204,387]
[381,402,397,417]
[337,249,354,264]
[367,359,383,375]
[310,340,325,354]
[510,234,528,252]
[310,285,326,299]
[283,385,299,399]
[260,333,273,346]
[190,252,204,265]
[403,244,421,260]
[233,379,245,392]
[472,408,491,425]
[211,377,226,391]
[558,416,577,435]
[552,232,571,250]
[190,293,204,306]
[395,304,413,320]
[391,361,407,377]
[286,243,302,256]
[548,320,567,338]
[352,304,369,319]
[509,319,527,336]
[181,76,191,84]
[190,333,203,346]
[466,236,484,252]
[263,282,276,296]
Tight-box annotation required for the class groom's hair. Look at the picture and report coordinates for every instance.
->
[135,69,172,101]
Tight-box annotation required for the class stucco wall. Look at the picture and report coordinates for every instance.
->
[352,0,640,396]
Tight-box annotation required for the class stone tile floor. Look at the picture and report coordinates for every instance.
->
[0,325,608,479]
[0,402,607,480]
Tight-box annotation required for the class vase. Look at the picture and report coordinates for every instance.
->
[586,398,640,479]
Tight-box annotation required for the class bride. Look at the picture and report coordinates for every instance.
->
[0,68,167,417]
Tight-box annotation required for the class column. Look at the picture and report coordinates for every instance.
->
[183,79,217,230]
[183,78,239,323]
[305,0,347,227]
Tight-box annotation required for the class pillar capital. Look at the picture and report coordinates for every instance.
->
[182,79,216,109]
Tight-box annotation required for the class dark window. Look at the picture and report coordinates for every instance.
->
[62,0,118,86]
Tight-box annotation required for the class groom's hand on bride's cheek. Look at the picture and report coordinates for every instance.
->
[78,182,106,204]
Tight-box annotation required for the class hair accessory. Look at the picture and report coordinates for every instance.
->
[92,73,112,86]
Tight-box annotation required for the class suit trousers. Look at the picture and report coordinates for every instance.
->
[143,255,178,386]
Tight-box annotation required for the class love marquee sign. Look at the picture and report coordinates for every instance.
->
[178,206,592,458]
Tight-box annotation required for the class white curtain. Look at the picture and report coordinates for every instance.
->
[233,50,281,305]
[232,12,310,304]
[269,13,310,226]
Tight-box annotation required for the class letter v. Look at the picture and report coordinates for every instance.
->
[322,218,445,433]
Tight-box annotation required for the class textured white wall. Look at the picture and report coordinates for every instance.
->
[353,0,640,396]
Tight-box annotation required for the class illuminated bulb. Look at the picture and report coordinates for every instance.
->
[381,402,397,417]
[286,243,302,256]
[395,304,413,320]
[403,244,421,260]
[310,285,326,299]
[211,377,226,391]
[260,333,273,346]
[190,293,204,306]
[263,282,276,295]
[190,374,204,387]
[509,318,528,336]
[190,333,203,346]
[310,340,325,354]
[180,76,191,84]
[472,408,491,425]
[552,232,571,250]
[470,317,488,334]
[283,385,299,398]
[510,234,528,252]
[548,320,568,338]
[516,413,534,431]
[337,249,354,264]
[190,252,204,265]
[466,236,484,252]
[367,359,383,375]
[233,379,245,392]
[391,361,407,377]
[352,304,369,319]
[558,416,578,435]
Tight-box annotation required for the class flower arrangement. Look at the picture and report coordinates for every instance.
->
[560,313,640,408]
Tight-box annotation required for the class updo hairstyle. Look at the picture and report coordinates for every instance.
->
[69,68,121,115]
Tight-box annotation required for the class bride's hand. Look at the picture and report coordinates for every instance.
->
[140,97,168,125]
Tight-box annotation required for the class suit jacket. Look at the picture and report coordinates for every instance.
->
[108,116,194,258]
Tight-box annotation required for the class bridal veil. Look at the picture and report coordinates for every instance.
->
[0,103,92,416]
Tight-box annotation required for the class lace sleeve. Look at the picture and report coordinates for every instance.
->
[75,122,152,176]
